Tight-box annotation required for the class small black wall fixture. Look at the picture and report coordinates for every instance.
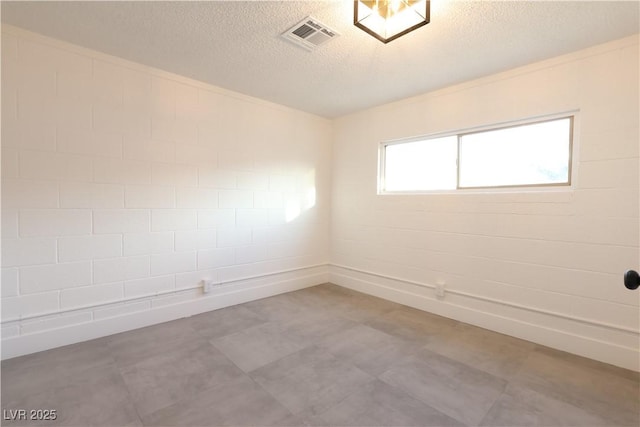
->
[623,270,639,290]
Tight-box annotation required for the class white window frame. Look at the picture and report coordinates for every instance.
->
[378,112,578,194]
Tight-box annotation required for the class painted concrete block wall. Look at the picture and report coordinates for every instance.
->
[1,26,331,358]
[330,35,640,370]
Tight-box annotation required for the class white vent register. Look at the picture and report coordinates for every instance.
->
[281,16,340,51]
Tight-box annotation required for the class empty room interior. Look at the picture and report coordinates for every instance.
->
[1,1,639,426]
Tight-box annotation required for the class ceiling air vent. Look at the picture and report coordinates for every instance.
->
[281,16,340,51]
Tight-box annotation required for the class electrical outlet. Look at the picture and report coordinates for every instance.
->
[202,280,215,294]
[435,284,445,298]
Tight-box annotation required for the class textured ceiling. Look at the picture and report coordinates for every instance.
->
[2,1,639,118]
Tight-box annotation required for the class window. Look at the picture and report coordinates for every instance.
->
[379,116,573,192]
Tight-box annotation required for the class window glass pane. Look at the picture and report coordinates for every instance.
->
[384,136,457,191]
[458,118,571,188]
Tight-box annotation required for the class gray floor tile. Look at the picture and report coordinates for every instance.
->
[424,323,536,379]
[119,339,246,417]
[285,283,350,307]
[2,363,140,427]
[365,305,458,344]
[480,383,610,426]
[141,375,292,426]
[535,345,640,382]
[317,323,421,376]
[3,283,638,427]
[270,413,328,427]
[1,338,114,403]
[298,283,356,298]
[212,322,304,372]
[107,317,201,368]
[512,346,640,426]
[318,379,465,426]
[242,292,309,324]
[379,347,507,426]
[278,311,357,348]
[290,283,402,322]
[187,304,268,340]
[250,346,375,416]
[337,293,405,323]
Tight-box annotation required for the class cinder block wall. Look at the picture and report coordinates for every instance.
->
[1,26,332,357]
[330,35,640,371]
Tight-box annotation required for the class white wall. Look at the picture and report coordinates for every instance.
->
[0,26,331,358]
[330,35,640,371]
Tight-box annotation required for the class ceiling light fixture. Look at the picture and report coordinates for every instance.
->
[354,0,430,43]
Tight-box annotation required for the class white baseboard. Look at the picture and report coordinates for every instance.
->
[1,268,328,360]
[5,263,638,373]
[330,266,640,372]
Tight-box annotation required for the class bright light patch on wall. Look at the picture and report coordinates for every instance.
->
[305,188,317,210]
[285,201,302,223]
[284,169,317,223]
[303,170,317,210]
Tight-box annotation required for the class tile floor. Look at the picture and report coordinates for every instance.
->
[1,283,639,426]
